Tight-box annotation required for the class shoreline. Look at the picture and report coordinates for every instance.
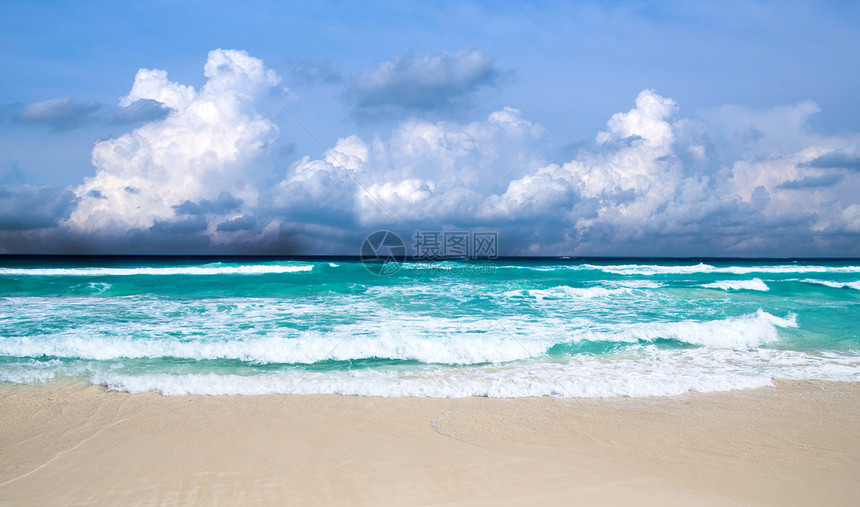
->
[1,380,858,505]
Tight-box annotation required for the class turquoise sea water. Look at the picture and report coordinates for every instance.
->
[0,257,858,397]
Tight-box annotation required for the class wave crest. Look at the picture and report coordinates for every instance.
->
[0,264,315,276]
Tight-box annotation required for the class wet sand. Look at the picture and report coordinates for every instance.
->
[1,380,858,505]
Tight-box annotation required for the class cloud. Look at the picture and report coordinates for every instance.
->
[14,98,101,131]
[0,103,18,121]
[67,49,281,238]
[0,161,25,185]
[700,100,823,161]
[173,192,244,216]
[119,68,196,109]
[216,214,256,232]
[270,88,860,256]
[268,106,544,228]
[777,173,844,189]
[537,93,860,255]
[0,185,77,230]
[12,96,171,131]
[802,148,860,171]
[149,216,208,234]
[104,99,172,124]
[9,49,856,256]
[347,49,503,120]
[286,59,343,85]
[14,49,278,135]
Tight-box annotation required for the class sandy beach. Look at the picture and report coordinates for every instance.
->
[0,380,858,506]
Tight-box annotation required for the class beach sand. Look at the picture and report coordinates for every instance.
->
[0,380,858,506]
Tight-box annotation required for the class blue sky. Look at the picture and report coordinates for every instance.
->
[1,0,859,255]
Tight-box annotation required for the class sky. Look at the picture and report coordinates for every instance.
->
[1,0,859,256]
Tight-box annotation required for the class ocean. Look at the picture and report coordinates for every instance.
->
[0,256,858,397]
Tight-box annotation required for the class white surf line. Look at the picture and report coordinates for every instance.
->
[280,320,361,394]
[0,414,136,488]
[489,319,575,398]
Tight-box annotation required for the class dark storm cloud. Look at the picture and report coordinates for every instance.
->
[0,185,77,230]
[149,216,208,234]
[173,192,244,215]
[802,149,860,171]
[215,215,257,232]
[777,173,844,189]
[347,49,504,120]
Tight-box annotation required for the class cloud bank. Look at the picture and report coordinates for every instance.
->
[1,49,859,256]
[347,49,503,121]
[13,97,171,131]
[14,98,101,131]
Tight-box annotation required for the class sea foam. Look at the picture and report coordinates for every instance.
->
[701,278,770,291]
[1,258,857,398]
[0,264,315,276]
[800,279,860,290]
[0,310,796,364]
[88,347,860,397]
[586,263,860,275]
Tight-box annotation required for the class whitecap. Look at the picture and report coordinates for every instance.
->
[0,264,315,276]
[701,278,770,291]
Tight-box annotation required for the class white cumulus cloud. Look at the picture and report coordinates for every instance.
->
[67,49,281,235]
[270,106,544,227]
[275,88,859,255]
[36,49,860,256]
